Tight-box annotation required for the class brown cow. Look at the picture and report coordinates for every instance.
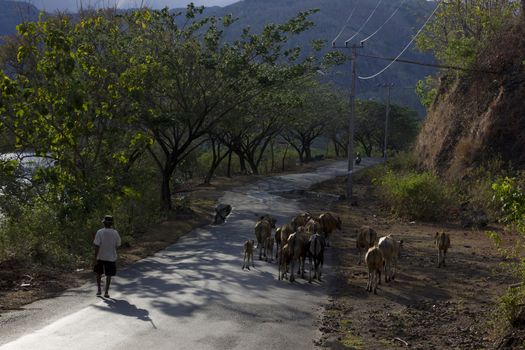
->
[305,218,321,235]
[281,228,309,282]
[254,215,276,261]
[308,233,325,283]
[291,212,311,231]
[435,232,451,267]
[275,223,294,261]
[319,212,342,247]
[356,226,378,264]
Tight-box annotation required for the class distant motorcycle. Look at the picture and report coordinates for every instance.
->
[355,154,362,165]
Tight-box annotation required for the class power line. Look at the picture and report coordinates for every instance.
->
[360,0,407,44]
[345,0,384,45]
[332,5,357,46]
[360,53,501,74]
[358,0,442,80]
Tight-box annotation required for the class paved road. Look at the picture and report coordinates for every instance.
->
[0,159,378,350]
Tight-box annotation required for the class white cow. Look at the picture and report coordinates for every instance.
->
[377,235,403,283]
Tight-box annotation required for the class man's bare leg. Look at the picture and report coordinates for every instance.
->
[104,276,112,298]
[96,274,102,296]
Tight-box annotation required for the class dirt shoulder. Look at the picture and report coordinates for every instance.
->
[303,176,515,349]
[0,159,335,313]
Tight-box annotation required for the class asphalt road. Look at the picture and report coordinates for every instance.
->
[0,158,377,350]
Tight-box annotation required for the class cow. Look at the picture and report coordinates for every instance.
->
[435,232,451,267]
[305,218,321,235]
[356,226,378,264]
[365,246,383,294]
[265,236,275,263]
[282,228,309,282]
[377,235,403,283]
[254,215,276,261]
[275,223,294,261]
[308,233,325,283]
[319,212,342,247]
[291,212,311,231]
[242,240,255,270]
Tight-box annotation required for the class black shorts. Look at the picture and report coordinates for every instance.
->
[93,260,117,276]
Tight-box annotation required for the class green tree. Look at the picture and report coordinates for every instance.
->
[0,13,149,217]
[350,100,419,157]
[416,0,519,68]
[122,8,328,210]
[281,80,342,163]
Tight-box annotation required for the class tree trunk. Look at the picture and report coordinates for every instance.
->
[246,156,259,175]
[227,151,232,178]
[332,138,340,157]
[281,144,289,171]
[270,142,275,173]
[161,173,172,212]
[304,145,312,163]
[237,152,247,174]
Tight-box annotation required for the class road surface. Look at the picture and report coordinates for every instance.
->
[0,159,378,350]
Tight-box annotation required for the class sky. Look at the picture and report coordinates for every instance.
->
[23,0,240,12]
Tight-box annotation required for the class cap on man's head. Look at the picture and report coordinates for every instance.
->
[102,215,114,224]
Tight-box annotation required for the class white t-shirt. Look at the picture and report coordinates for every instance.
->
[93,228,121,262]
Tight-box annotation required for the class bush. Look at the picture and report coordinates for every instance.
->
[376,170,452,221]
[489,176,525,328]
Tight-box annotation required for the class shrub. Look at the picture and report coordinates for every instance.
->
[489,176,525,328]
[375,170,452,221]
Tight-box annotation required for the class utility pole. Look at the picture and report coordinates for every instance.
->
[333,41,363,201]
[379,83,394,160]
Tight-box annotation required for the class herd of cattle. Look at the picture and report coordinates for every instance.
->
[242,212,452,294]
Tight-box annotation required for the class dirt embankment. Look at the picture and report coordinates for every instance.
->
[415,23,525,178]
[309,176,516,349]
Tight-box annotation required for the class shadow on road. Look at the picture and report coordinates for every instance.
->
[95,298,157,329]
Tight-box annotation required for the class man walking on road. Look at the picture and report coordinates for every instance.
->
[93,215,121,298]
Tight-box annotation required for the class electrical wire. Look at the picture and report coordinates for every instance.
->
[358,1,442,80]
[360,0,407,44]
[360,53,501,74]
[332,5,357,46]
[345,0,383,45]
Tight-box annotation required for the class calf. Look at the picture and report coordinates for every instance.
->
[308,233,325,283]
[435,232,451,267]
[377,235,403,283]
[242,240,255,270]
[319,212,342,247]
[356,226,378,264]
[365,246,383,294]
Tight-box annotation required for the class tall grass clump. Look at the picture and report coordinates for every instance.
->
[375,170,452,221]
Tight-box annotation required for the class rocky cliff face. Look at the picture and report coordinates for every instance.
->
[415,22,525,178]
